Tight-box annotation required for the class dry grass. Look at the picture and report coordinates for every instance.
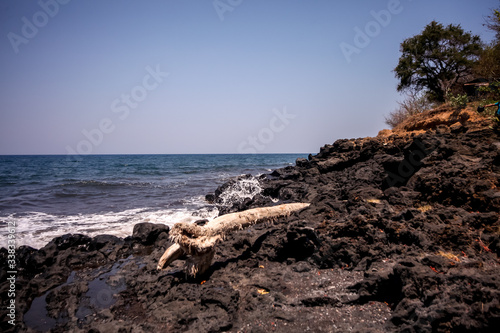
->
[417,205,433,213]
[438,251,460,262]
[392,104,492,134]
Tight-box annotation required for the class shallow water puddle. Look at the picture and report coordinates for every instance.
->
[24,271,76,331]
[24,256,135,330]
[83,260,128,310]
[75,257,134,325]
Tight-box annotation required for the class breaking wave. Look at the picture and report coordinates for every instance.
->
[216,175,264,207]
[1,206,219,250]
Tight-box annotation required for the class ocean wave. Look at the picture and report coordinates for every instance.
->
[55,179,183,190]
[0,154,308,249]
[216,176,263,207]
[0,206,219,250]
[66,180,137,188]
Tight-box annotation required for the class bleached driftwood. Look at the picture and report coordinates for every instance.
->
[157,203,310,276]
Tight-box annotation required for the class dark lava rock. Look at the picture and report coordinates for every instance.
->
[2,126,499,332]
[132,222,169,246]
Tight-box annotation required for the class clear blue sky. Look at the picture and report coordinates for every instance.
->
[0,0,498,154]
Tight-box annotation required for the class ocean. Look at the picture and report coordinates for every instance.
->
[0,154,307,249]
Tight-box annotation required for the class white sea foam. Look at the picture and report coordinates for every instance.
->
[217,176,263,207]
[0,178,265,250]
[0,206,219,249]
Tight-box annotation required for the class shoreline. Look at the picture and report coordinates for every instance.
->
[1,117,500,332]
[0,153,307,251]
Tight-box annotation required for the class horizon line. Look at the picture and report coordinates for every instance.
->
[0,152,312,156]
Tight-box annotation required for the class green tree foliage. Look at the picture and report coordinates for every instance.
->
[446,90,469,109]
[394,21,482,102]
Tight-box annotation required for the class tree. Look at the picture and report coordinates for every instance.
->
[394,21,482,102]
[476,7,500,81]
[475,44,500,81]
[485,8,500,40]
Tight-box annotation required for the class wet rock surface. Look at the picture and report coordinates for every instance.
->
[1,124,500,332]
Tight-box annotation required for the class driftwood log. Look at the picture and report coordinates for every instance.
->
[157,203,310,276]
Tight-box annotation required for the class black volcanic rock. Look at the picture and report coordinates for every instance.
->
[132,222,169,246]
[1,125,499,332]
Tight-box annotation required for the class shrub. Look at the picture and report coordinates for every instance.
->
[446,90,469,109]
[385,93,435,128]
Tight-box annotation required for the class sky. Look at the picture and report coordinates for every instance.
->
[0,0,498,155]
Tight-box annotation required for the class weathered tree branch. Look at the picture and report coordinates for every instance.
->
[157,203,310,276]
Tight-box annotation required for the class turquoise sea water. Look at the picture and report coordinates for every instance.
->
[0,154,307,248]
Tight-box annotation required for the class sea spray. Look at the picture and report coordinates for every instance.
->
[215,175,264,207]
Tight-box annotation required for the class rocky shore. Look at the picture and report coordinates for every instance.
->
[1,107,499,332]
